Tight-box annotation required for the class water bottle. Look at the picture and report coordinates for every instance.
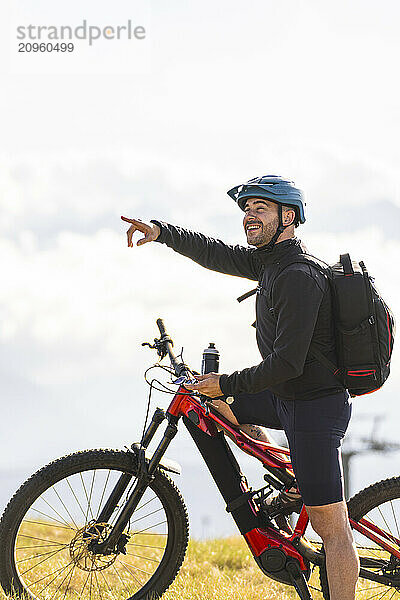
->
[201,343,220,374]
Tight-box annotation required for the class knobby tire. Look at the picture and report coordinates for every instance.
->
[0,449,189,600]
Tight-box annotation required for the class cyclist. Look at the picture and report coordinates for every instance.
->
[121,174,359,600]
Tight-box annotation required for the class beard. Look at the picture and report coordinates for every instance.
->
[246,216,279,247]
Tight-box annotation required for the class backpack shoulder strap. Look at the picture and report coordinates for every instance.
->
[264,254,341,378]
[236,253,330,304]
[264,253,330,306]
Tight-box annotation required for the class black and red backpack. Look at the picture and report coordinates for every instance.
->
[241,253,395,398]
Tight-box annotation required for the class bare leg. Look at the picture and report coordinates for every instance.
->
[240,424,275,443]
[306,501,359,600]
[210,399,297,528]
[209,399,275,443]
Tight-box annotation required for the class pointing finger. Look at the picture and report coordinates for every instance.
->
[121,217,148,233]
[121,216,140,224]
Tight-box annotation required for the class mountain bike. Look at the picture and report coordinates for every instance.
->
[0,319,399,600]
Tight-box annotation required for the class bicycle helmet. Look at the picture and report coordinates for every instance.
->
[227,175,306,251]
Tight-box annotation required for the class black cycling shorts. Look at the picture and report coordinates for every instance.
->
[228,389,352,506]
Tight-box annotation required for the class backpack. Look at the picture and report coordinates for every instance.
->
[238,253,395,398]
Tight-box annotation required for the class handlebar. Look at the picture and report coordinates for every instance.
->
[156,318,190,378]
[156,318,167,337]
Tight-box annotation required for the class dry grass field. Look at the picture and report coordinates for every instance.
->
[0,532,317,600]
[0,526,398,599]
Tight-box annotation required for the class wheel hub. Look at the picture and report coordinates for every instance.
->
[69,522,117,571]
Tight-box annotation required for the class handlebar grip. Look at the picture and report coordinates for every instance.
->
[156,318,167,336]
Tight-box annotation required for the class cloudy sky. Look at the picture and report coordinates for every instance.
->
[1,0,399,537]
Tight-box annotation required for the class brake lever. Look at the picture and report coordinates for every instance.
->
[142,342,156,350]
[142,338,167,360]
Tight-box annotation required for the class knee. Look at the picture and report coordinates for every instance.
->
[210,400,239,425]
[307,503,352,542]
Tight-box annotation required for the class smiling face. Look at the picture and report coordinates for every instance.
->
[243,197,281,247]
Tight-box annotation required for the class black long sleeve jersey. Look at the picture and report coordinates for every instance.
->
[151,220,345,401]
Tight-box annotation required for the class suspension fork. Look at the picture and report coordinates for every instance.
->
[94,409,179,552]
[95,408,166,524]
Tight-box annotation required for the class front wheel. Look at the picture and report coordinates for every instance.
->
[319,476,400,599]
[0,449,189,600]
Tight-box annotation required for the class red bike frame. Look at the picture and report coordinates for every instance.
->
[167,386,400,568]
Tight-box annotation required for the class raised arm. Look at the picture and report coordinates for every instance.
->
[121,216,262,281]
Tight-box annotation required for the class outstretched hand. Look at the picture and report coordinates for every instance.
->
[121,216,161,247]
[184,373,223,398]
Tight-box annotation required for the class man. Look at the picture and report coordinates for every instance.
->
[121,174,359,600]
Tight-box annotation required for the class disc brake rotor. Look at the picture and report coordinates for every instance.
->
[69,522,117,571]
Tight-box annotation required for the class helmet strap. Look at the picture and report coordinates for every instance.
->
[259,204,289,251]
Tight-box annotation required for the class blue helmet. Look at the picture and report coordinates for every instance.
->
[227,175,306,226]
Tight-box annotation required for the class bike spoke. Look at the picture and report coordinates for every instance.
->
[365,587,392,600]
[17,533,66,546]
[377,505,394,540]
[131,519,168,535]
[53,484,80,530]
[358,543,390,562]
[357,585,388,592]
[89,569,94,600]
[36,559,74,595]
[48,563,76,600]
[17,543,68,550]
[17,547,69,565]
[79,568,92,598]
[95,470,111,520]
[118,557,153,577]
[99,568,119,600]
[61,563,76,600]
[30,506,75,529]
[19,545,67,576]
[38,496,74,529]
[86,470,97,525]
[80,472,95,523]
[112,562,135,596]
[125,551,161,563]
[128,542,165,549]
[118,558,147,583]
[130,507,165,525]
[109,494,158,528]
[66,477,87,522]
[135,495,158,513]
[24,519,74,531]
[93,570,103,600]
[28,560,74,587]
[128,530,167,536]
[390,500,400,543]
